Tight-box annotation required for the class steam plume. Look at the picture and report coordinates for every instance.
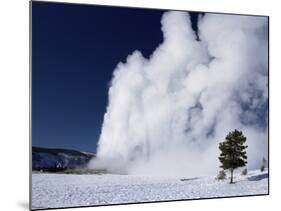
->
[89,12,268,177]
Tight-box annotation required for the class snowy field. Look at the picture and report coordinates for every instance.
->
[32,170,268,210]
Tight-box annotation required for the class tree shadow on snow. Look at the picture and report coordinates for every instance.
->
[247,173,268,181]
[180,177,199,182]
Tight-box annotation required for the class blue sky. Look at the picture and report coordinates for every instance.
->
[32,2,202,152]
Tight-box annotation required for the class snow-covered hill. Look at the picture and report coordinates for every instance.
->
[32,147,95,171]
[32,169,268,209]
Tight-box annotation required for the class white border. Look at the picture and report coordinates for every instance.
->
[0,0,279,211]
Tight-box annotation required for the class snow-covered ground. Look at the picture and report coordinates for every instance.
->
[32,169,268,210]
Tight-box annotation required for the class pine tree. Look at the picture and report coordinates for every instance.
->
[217,170,226,180]
[241,168,248,176]
[260,157,267,172]
[218,129,248,184]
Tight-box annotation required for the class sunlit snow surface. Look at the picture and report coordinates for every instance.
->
[32,170,268,210]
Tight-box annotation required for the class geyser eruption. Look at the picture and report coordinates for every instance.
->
[89,11,268,177]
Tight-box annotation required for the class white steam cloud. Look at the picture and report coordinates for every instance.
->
[89,12,268,177]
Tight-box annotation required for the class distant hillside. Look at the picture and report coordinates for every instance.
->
[32,147,95,172]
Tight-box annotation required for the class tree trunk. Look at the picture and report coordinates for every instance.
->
[230,169,234,184]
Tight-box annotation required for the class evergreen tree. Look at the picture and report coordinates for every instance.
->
[217,170,226,180]
[241,168,248,176]
[260,164,265,172]
[218,129,248,184]
[260,157,267,172]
